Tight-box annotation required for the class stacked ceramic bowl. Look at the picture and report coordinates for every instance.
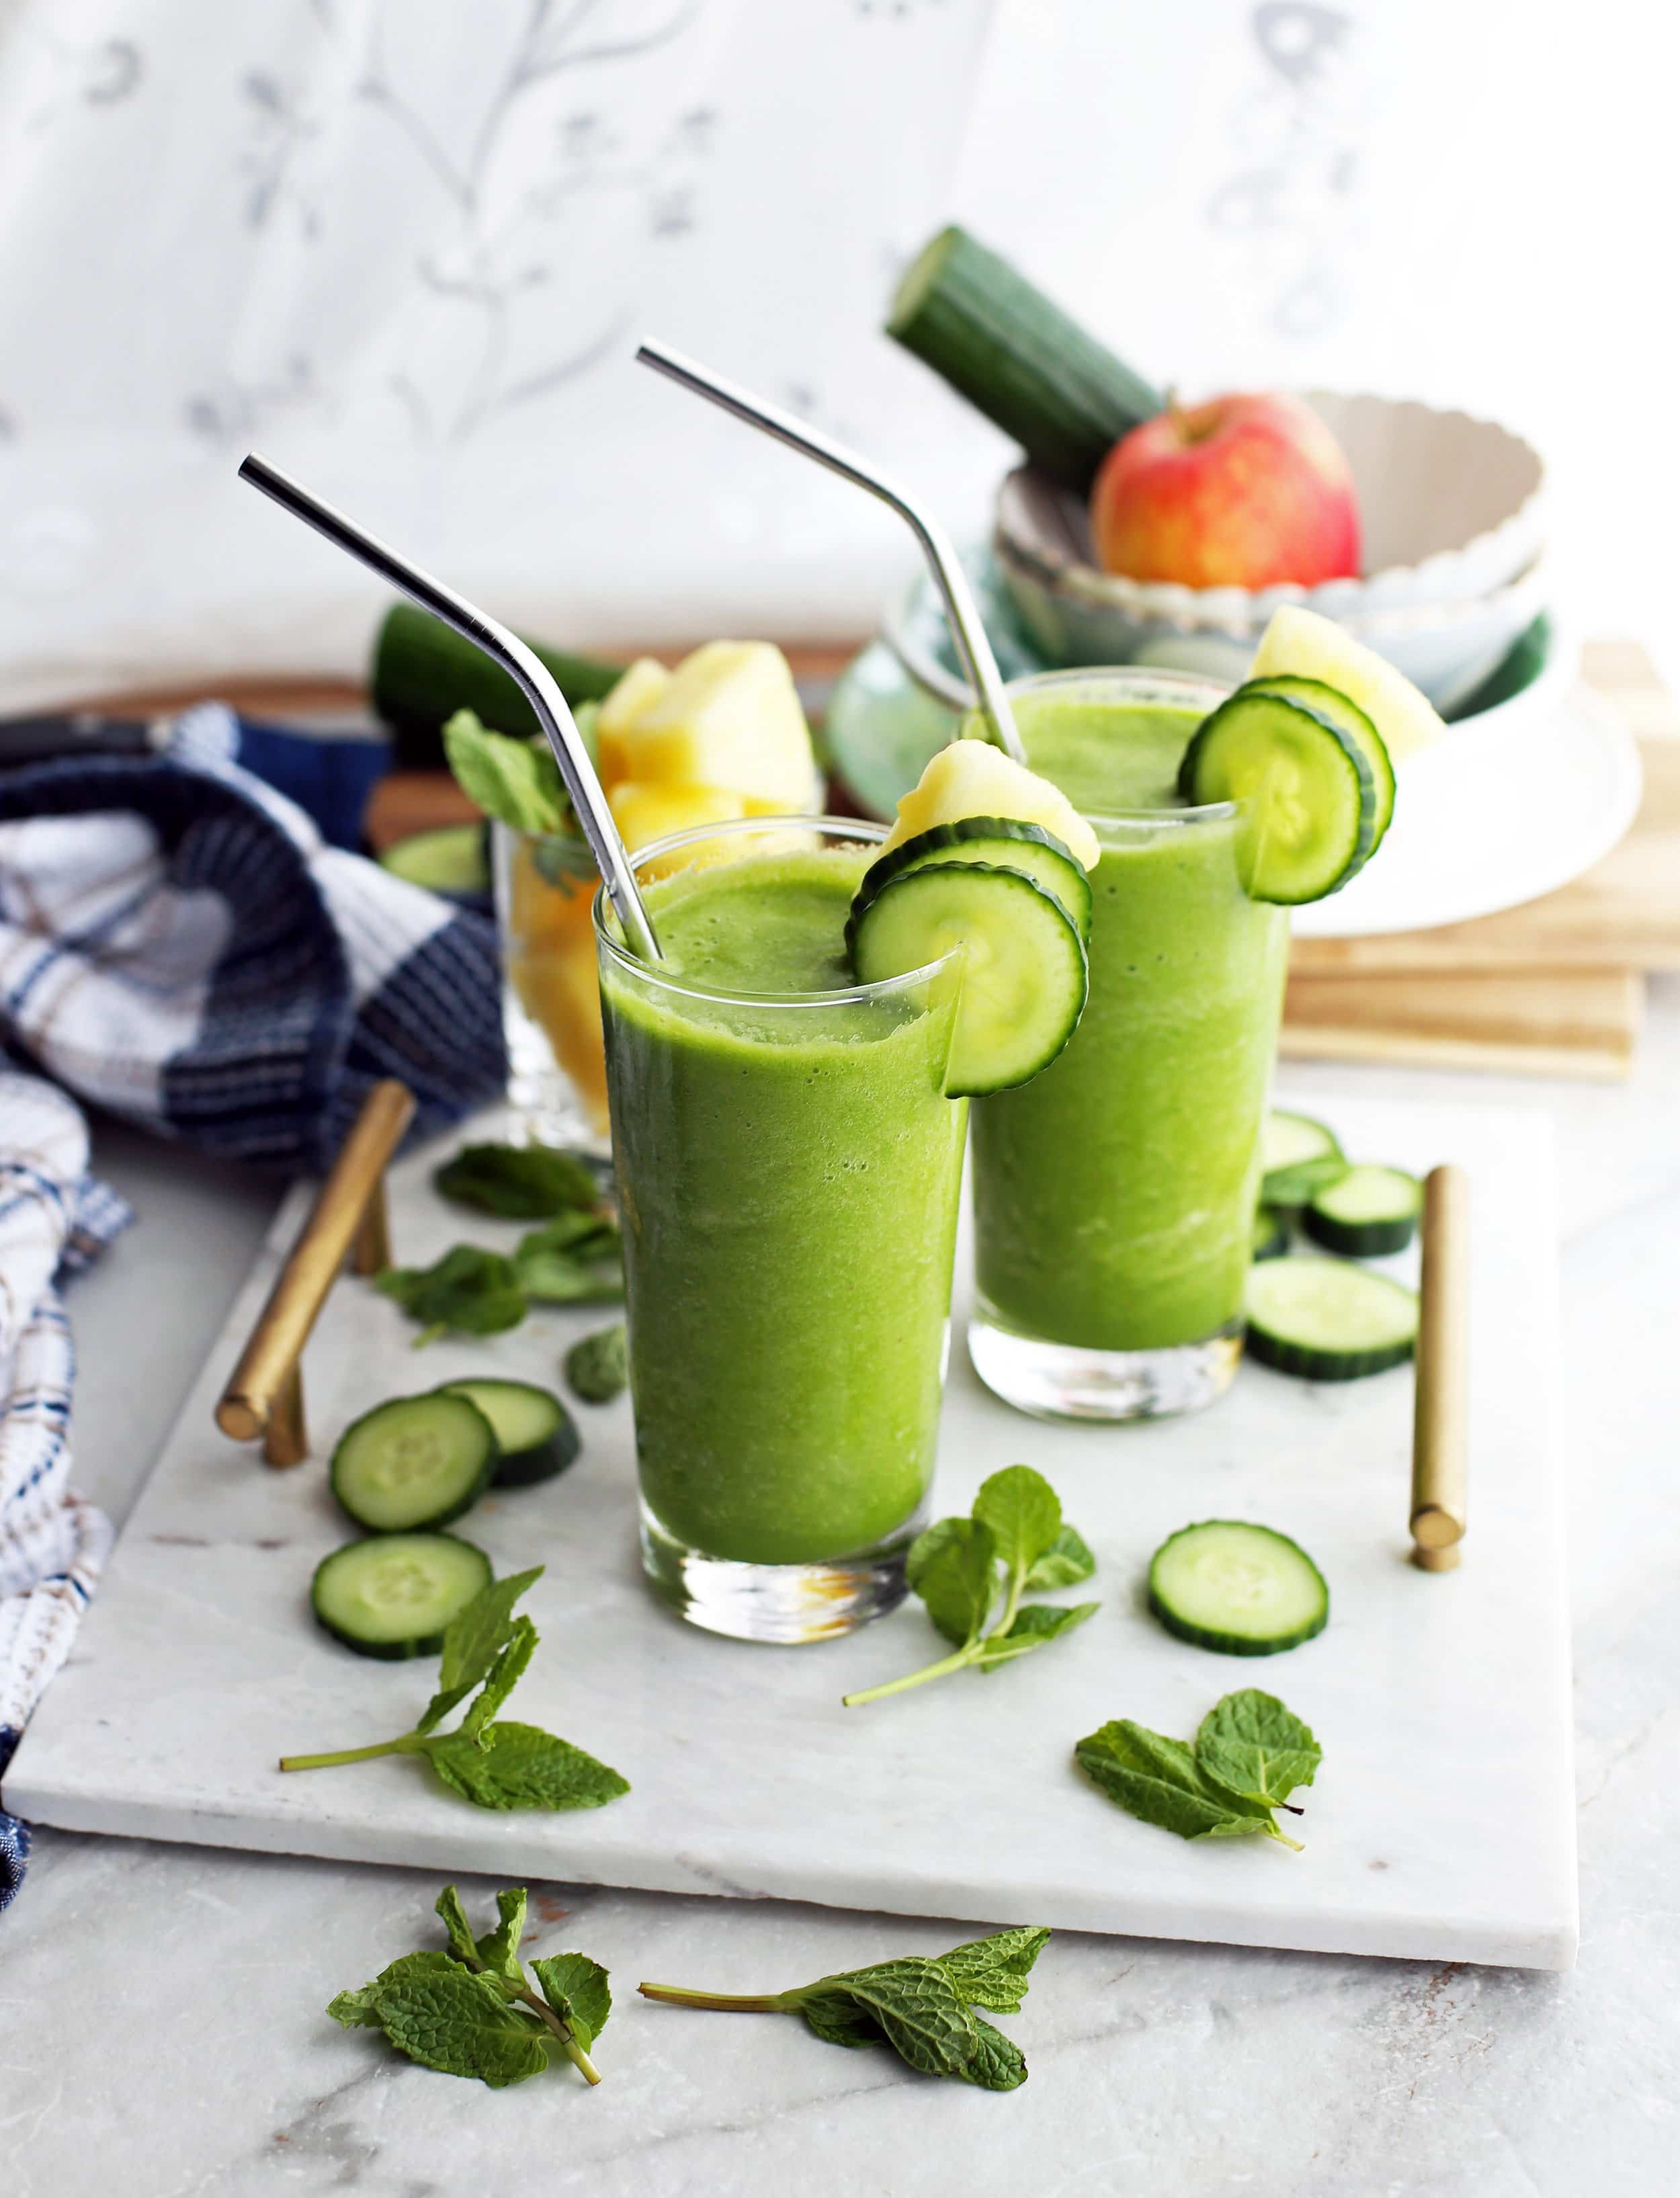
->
[991,393,1547,714]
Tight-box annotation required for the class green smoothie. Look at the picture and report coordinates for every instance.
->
[971,678,1289,1355]
[599,839,965,1568]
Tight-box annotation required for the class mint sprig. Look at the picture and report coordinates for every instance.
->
[639,1925,1048,2090]
[331,1883,610,2087]
[281,1568,629,1813]
[843,1466,1097,1707]
[443,710,571,836]
[1076,1688,1320,1851]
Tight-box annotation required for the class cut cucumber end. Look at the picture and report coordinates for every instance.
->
[439,1378,581,1487]
[1302,1164,1422,1258]
[310,1532,492,1658]
[1180,687,1376,904]
[1148,1519,1329,1656]
[1245,1255,1419,1381]
[847,860,1089,1097]
[329,1392,499,1533]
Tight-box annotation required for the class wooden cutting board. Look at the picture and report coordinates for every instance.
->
[1280,641,1677,1076]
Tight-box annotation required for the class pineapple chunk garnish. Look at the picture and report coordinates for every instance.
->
[880,740,1101,870]
[1249,605,1446,761]
[598,640,820,809]
[596,656,672,738]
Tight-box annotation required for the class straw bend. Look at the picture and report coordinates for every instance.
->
[236,452,663,964]
[634,337,1027,766]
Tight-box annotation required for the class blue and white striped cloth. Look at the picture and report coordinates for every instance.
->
[0,721,508,1902]
[0,716,505,1173]
[0,1073,130,1910]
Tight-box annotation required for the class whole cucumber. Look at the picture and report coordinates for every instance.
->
[370,602,625,765]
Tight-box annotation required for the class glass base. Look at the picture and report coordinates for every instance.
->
[639,1500,923,1644]
[967,1308,1243,1422]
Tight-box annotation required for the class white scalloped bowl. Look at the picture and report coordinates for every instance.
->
[993,393,1548,713]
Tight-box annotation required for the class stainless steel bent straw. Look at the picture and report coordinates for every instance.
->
[237,453,663,964]
[634,338,1027,766]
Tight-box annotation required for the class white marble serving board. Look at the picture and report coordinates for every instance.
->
[7,1093,1577,1969]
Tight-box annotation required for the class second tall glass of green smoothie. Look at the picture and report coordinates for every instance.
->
[968,669,1288,1421]
[595,816,966,1644]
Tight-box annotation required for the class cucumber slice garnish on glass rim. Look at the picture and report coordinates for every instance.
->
[1148,1519,1329,1657]
[1302,1164,1423,1258]
[1243,674,1396,861]
[847,859,1089,1098]
[1245,1255,1418,1381]
[1178,685,1382,904]
[310,1532,493,1660]
[853,815,1093,941]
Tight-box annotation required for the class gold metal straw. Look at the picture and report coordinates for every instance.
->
[237,453,663,964]
[634,338,1028,765]
[1410,1163,1470,1569]
[217,1079,415,1464]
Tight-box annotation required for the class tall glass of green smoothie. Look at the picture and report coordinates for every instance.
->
[595,816,966,1642]
[968,669,1288,1421]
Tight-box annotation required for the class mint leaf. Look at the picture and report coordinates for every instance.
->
[427,1722,630,1812]
[370,1962,552,2088]
[972,1465,1062,1586]
[835,1957,982,2080]
[1195,1689,1321,1811]
[433,1140,603,1220]
[1025,1525,1096,1591]
[532,1953,612,2054]
[962,2014,1029,2091]
[417,1567,544,1734]
[328,1949,458,2029]
[1075,1720,1282,1844]
[977,1601,1098,1668]
[566,1321,628,1405]
[460,1617,538,1744]
[640,1929,1048,2088]
[846,1470,1098,1707]
[906,1517,998,1648]
[443,710,569,837]
[376,1244,526,1343]
[474,1887,530,1985]
[433,1884,481,1967]
[937,1926,1050,2013]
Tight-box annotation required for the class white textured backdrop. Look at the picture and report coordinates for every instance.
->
[0,0,1673,706]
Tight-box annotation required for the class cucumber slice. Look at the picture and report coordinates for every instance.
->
[1261,1109,1347,1206]
[854,816,1093,941]
[847,862,1089,1097]
[439,1378,581,1487]
[1148,1520,1329,1656]
[329,1392,498,1533]
[1302,1164,1422,1257]
[1245,675,1395,859]
[1245,1256,1418,1380]
[886,225,1164,493]
[310,1532,492,1659]
[1251,1204,1289,1262]
[1178,688,1376,904]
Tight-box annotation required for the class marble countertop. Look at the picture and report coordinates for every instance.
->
[7,992,1679,2198]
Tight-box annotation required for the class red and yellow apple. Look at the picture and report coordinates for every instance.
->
[1089,392,1361,590]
